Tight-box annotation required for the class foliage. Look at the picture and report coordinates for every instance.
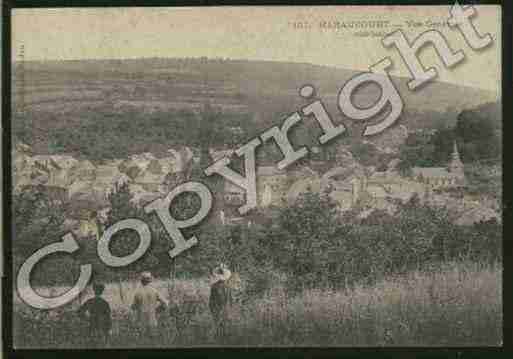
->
[455,107,501,162]
[101,182,170,280]
[260,190,502,291]
[12,189,73,286]
[398,101,501,171]
[260,189,342,290]
[13,181,502,294]
[14,104,256,162]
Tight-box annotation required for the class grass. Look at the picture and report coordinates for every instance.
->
[13,261,502,348]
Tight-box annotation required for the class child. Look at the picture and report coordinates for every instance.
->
[78,282,112,347]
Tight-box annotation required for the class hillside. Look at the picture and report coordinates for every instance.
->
[11,58,498,160]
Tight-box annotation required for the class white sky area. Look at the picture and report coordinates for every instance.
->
[12,5,501,93]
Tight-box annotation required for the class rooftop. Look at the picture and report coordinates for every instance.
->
[411,167,457,178]
[257,166,286,177]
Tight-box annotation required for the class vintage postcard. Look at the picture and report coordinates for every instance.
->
[6,4,502,349]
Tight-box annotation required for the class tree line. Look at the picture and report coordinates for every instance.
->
[398,101,501,172]
[13,180,501,297]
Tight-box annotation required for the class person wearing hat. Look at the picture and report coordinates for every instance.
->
[209,263,233,341]
[131,271,168,341]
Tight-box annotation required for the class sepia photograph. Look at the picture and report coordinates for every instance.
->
[4,3,505,350]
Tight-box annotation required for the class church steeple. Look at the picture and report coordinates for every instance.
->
[452,141,461,161]
[448,141,464,175]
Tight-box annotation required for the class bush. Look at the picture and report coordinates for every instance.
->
[261,190,502,291]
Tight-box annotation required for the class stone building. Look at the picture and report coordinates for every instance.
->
[411,141,465,189]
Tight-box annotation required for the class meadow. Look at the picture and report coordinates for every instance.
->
[13,260,502,348]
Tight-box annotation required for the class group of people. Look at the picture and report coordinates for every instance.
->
[78,264,236,346]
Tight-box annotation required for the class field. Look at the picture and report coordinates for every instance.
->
[13,261,502,348]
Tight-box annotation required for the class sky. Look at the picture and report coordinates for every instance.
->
[12,5,501,93]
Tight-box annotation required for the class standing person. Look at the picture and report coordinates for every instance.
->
[209,263,233,341]
[131,271,168,343]
[78,282,112,348]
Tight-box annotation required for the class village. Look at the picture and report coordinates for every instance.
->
[12,128,500,245]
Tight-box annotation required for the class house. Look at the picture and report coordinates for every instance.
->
[94,163,131,196]
[286,177,322,205]
[119,153,156,178]
[70,160,96,182]
[133,170,168,193]
[78,215,101,239]
[125,182,163,207]
[455,206,500,226]
[118,152,177,193]
[224,181,245,206]
[256,166,288,207]
[130,191,162,207]
[32,154,79,172]
[22,184,68,203]
[66,187,110,238]
[209,148,234,162]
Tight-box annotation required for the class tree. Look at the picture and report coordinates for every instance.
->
[13,188,75,286]
[103,183,160,280]
[13,189,66,258]
[455,107,501,162]
[271,189,342,290]
[429,128,455,165]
